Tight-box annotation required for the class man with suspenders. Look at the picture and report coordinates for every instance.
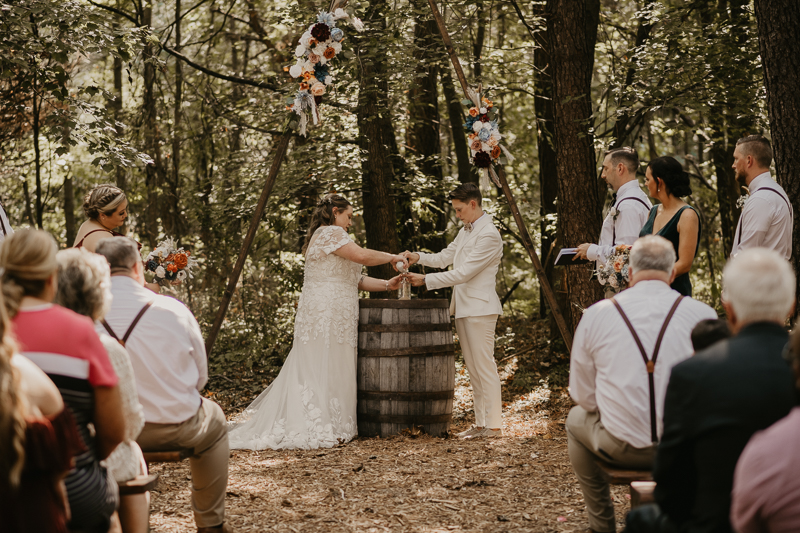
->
[0,198,13,245]
[731,135,793,259]
[567,236,717,533]
[574,147,652,275]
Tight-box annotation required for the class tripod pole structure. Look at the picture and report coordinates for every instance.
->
[426,0,574,352]
[205,129,293,358]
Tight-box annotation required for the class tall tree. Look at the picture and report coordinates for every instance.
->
[753,0,800,314]
[550,0,602,329]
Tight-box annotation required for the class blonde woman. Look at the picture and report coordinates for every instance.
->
[74,184,137,252]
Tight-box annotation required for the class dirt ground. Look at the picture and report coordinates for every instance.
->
[147,344,635,532]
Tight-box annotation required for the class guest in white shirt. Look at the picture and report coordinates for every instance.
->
[94,238,234,533]
[567,235,717,533]
[0,199,13,245]
[731,135,792,259]
[574,147,652,271]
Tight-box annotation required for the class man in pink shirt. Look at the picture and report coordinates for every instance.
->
[731,329,800,533]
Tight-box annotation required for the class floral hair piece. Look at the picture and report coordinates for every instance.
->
[287,8,364,136]
[462,85,514,191]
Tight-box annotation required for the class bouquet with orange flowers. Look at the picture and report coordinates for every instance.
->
[144,237,197,285]
[462,89,514,190]
[596,245,633,293]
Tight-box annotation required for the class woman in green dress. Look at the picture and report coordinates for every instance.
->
[639,156,700,296]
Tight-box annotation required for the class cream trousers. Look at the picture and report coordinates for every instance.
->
[455,314,502,429]
[137,397,229,528]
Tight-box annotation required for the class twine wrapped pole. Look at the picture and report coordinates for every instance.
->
[204,129,293,358]
[426,0,574,352]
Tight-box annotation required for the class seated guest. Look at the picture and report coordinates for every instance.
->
[0,289,84,533]
[95,237,233,533]
[625,248,796,533]
[56,248,149,533]
[568,235,717,533]
[730,327,800,533]
[690,319,732,352]
[0,229,125,533]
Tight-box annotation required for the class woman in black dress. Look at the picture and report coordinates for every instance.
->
[639,156,700,296]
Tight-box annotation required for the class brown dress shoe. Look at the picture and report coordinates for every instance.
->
[197,523,234,533]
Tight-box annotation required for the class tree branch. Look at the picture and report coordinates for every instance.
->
[85,0,139,26]
[161,46,280,91]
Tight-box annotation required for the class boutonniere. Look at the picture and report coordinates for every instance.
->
[609,206,620,220]
[736,194,749,209]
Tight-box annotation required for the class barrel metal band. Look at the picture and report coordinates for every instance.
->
[358,323,452,333]
[358,344,455,357]
[357,413,452,424]
[357,390,455,401]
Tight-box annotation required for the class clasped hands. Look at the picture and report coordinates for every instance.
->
[391,251,426,287]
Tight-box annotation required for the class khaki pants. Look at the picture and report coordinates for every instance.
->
[566,406,656,533]
[137,398,229,528]
[455,314,502,429]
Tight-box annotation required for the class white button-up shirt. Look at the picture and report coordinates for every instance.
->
[731,172,793,260]
[0,201,13,245]
[587,180,652,268]
[569,280,717,448]
[97,276,207,424]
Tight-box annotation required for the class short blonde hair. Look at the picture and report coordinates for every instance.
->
[723,248,795,324]
[55,248,112,321]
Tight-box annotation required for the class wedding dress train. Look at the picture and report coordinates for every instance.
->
[228,225,361,450]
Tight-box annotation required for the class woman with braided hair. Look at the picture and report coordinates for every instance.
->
[74,184,139,253]
[229,194,408,450]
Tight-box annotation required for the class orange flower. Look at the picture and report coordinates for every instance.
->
[167,264,178,273]
[165,253,175,262]
[302,71,313,81]
[324,47,336,59]
[174,253,189,269]
[468,107,478,117]
[490,145,502,159]
[299,82,309,90]
[309,38,317,47]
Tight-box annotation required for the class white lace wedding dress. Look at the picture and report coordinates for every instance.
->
[228,225,361,450]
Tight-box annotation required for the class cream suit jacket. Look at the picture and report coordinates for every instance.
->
[417,214,504,319]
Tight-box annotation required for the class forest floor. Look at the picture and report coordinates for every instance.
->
[147,317,634,532]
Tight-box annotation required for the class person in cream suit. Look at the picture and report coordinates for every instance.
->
[403,183,504,439]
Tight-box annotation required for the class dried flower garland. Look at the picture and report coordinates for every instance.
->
[462,88,514,190]
[286,8,364,135]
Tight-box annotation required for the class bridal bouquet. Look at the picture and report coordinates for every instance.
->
[144,237,197,285]
[597,245,632,293]
[286,8,364,136]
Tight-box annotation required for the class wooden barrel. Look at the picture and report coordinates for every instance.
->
[357,299,455,438]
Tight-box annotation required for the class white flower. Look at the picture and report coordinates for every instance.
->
[324,75,334,86]
[609,206,620,218]
[302,59,314,72]
[482,142,492,152]
[479,107,487,114]
[352,16,364,31]
[334,8,348,19]
[177,270,187,281]
[313,43,327,56]
[481,121,492,130]
[736,194,749,209]
[155,266,166,278]
[295,44,306,57]
[300,31,312,47]
[472,122,482,133]
[289,64,302,78]
[490,130,502,142]
[330,41,342,54]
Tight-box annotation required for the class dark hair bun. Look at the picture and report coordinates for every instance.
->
[648,156,692,198]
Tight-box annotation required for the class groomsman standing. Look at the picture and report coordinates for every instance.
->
[403,183,504,439]
[573,147,652,268]
[730,135,792,259]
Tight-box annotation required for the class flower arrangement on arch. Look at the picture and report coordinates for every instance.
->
[462,88,514,190]
[286,8,364,136]
[144,237,198,285]
[596,244,633,293]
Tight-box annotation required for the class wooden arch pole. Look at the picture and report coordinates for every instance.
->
[205,130,293,357]
[426,0,574,352]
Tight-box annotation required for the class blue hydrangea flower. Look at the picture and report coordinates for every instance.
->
[314,64,329,83]
[464,115,477,131]
[317,11,336,27]
[478,128,491,142]
[331,27,344,41]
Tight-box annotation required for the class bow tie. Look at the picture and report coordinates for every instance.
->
[464,222,474,232]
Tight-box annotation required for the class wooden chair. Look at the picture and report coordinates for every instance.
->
[142,448,194,465]
[630,481,657,508]
[118,473,159,496]
[595,459,654,508]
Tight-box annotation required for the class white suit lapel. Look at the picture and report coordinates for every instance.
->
[455,218,488,262]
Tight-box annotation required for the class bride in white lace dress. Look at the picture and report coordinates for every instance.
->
[228,194,406,450]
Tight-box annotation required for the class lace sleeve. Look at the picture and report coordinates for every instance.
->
[314,225,352,256]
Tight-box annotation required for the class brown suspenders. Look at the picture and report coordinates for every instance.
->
[610,295,684,444]
[0,203,8,237]
[101,301,154,347]
[735,187,793,246]
[612,197,651,245]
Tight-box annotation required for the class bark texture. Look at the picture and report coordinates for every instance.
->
[550,0,603,329]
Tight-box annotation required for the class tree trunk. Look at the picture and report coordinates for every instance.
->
[142,5,166,247]
[753,0,800,317]
[441,68,475,183]
[355,0,401,297]
[550,0,603,329]
[32,71,43,229]
[167,0,183,239]
[472,0,487,82]
[64,174,76,245]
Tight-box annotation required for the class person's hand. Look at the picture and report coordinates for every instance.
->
[401,251,420,266]
[573,243,592,261]
[405,272,426,287]
[391,254,409,271]
[387,274,403,291]
[145,281,162,293]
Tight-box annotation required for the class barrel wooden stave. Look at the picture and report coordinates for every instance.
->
[357,301,454,437]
